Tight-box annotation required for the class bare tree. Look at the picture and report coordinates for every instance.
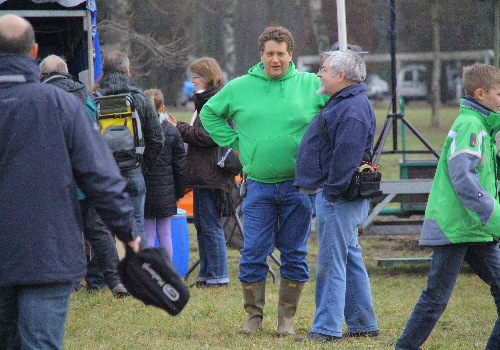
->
[222,0,237,80]
[308,0,330,53]
[97,0,194,78]
[430,0,441,127]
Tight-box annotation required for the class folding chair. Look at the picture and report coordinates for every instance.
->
[184,177,281,283]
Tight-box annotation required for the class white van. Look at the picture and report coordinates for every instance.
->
[398,64,428,101]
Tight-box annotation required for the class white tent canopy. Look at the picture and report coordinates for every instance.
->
[0,0,85,6]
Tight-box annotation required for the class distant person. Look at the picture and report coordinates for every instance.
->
[40,54,128,297]
[0,14,139,350]
[143,88,186,259]
[395,63,500,350]
[96,51,165,249]
[199,27,328,335]
[293,49,379,343]
[169,57,233,288]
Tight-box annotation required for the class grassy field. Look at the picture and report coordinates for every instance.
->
[63,104,499,349]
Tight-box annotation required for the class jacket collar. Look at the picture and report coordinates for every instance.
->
[0,54,40,84]
[323,82,367,108]
[98,72,141,95]
[461,96,500,134]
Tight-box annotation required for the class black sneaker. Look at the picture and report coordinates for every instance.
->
[189,281,207,288]
[343,330,379,338]
[86,284,104,292]
[204,283,228,289]
[294,332,342,343]
[110,284,129,298]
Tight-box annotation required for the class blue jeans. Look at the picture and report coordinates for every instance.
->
[193,188,229,284]
[239,179,312,283]
[396,242,500,350]
[0,283,74,350]
[311,192,378,337]
[122,167,147,249]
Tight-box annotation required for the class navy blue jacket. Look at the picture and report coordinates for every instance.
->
[294,82,376,203]
[0,55,136,287]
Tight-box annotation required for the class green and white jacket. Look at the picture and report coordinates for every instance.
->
[420,97,500,245]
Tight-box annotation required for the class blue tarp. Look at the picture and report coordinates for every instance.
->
[86,1,102,81]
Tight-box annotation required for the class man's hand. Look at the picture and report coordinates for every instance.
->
[125,236,141,253]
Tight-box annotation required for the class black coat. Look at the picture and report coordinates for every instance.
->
[176,85,235,194]
[144,119,186,218]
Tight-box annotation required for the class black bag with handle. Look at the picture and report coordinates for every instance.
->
[118,246,190,315]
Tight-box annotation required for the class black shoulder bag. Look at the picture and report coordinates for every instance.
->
[216,146,243,176]
[316,111,382,200]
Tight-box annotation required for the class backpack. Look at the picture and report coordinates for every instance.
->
[95,93,145,170]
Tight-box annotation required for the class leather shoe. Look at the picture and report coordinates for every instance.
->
[294,332,342,343]
[343,330,379,338]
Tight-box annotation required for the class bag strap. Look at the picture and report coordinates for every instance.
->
[316,109,331,144]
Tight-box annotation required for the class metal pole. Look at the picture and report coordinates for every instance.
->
[336,0,347,50]
[390,0,398,151]
[495,0,500,67]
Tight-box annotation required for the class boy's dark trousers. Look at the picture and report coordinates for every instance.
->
[395,242,500,350]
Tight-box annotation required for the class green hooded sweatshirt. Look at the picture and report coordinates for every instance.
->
[200,61,328,183]
[419,97,500,245]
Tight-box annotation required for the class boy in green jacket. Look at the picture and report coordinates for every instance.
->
[396,63,500,350]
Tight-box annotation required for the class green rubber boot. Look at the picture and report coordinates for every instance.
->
[277,278,305,336]
[236,281,266,334]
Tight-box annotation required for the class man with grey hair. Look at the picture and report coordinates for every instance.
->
[40,54,96,118]
[97,51,165,249]
[294,49,379,343]
[0,14,140,350]
[40,54,129,297]
[40,54,68,76]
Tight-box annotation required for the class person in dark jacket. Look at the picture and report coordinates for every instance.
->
[0,15,140,350]
[96,51,165,249]
[143,88,186,259]
[293,49,379,343]
[40,54,128,297]
[169,57,233,288]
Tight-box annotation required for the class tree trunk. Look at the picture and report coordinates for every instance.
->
[495,0,500,67]
[308,0,330,53]
[222,0,237,80]
[431,0,441,128]
[114,0,132,56]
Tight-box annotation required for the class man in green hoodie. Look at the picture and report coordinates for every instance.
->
[395,63,500,350]
[200,26,328,336]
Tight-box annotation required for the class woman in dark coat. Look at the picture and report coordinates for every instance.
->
[143,89,186,260]
[169,57,234,288]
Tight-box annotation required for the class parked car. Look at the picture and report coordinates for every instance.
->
[397,64,428,101]
[365,74,389,100]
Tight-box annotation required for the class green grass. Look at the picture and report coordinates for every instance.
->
[63,105,496,349]
[65,228,497,349]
